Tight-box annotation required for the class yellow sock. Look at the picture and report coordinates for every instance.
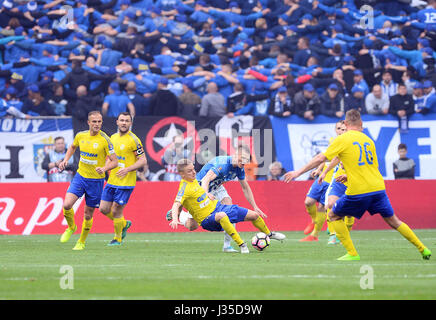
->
[219,215,244,246]
[251,216,271,235]
[113,217,124,242]
[311,211,326,237]
[326,209,335,235]
[397,223,426,253]
[331,219,358,256]
[345,216,355,231]
[63,208,76,230]
[105,211,114,221]
[306,204,317,223]
[78,218,93,244]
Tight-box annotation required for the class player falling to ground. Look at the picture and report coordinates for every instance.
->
[58,111,118,250]
[169,159,285,254]
[167,144,267,253]
[99,112,147,246]
[300,120,346,242]
[284,109,431,261]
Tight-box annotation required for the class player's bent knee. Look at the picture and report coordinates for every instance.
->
[244,210,259,221]
[305,198,315,207]
[214,212,227,221]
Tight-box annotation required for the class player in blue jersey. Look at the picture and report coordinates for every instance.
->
[166,144,275,252]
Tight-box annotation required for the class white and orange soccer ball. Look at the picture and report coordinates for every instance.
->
[251,232,270,251]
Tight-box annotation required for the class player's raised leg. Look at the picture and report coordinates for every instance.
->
[60,193,79,243]
[244,209,286,241]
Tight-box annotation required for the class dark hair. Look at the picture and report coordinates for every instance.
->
[54,136,65,142]
[398,143,407,150]
[117,111,132,120]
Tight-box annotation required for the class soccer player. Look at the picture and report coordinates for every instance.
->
[99,112,147,246]
[284,109,432,261]
[167,144,268,253]
[58,111,118,250]
[170,159,285,254]
[300,121,345,242]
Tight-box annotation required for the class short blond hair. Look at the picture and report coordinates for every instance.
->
[345,109,361,125]
[176,158,193,173]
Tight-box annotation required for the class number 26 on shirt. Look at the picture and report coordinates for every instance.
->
[353,141,373,166]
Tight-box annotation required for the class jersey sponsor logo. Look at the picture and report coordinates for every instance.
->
[117,155,126,161]
[197,193,206,202]
[80,151,98,157]
[80,157,97,165]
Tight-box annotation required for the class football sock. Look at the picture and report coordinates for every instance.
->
[326,209,335,235]
[78,218,93,244]
[311,210,326,237]
[345,216,355,231]
[105,211,114,221]
[251,216,271,235]
[306,204,317,223]
[396,223,426,253]
[223,224,236,247]
[219,215,244,246]
[332,219,358,256]
[179,210,190,227]
[63,208,76,230]
[113,217,124,242]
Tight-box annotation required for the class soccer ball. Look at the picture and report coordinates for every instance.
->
[251,232,270,251]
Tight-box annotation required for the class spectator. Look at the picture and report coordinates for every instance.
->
[178,78,202,118]
[41,136,77,182]
[227,82,270,117]
[102,82,136,118]
[413,82,427,114]
[47,83,68,116]
[380,70,398,98]
[293,83,321,121]
[389,83,415,133]
[393,143,415,180]
[150,78,180,116]
[268,86,292,118]
[136,162,156,182]
[69,85,102,121]
[365,84,390,115]
[345,85,367,114]
[352,70,370,97]
[320,83,344,118]
[125,81,151,116]
[267,161,285,181]
[422,80,436,113]
[199,82,226,117]
[22,84,55,116]
[161,134,189,181]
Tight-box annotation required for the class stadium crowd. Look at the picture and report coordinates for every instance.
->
[0,0,435,121]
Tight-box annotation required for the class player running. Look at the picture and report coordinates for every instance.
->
[166,144,270,252]
[99,112,147,246]
[58,111,118,250]
[300,120,345,242]
[170,159,285,254]
[284,109,431,261]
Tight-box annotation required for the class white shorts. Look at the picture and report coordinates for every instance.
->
[183,185,231,218]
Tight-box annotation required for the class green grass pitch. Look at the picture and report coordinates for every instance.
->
[1,230,435,300]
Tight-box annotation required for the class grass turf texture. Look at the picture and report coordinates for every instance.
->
[1,230,435,300]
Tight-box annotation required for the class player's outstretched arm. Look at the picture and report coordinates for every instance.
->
[318,156,340,184]
[58,144,77,172]
[200,170,218,199]
[284,153,328,183]
[239,179,267,218]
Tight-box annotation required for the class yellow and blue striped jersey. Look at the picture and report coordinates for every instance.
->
[107,131,144,188]
[73,130,114,179]
[323,130,385,195]
[174,179,218,224]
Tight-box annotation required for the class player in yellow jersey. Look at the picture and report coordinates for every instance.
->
[99,112,147,246]
[284,109,431,261]
[169,159,286,254]
[58,111,118,250]
[300,121,345,242]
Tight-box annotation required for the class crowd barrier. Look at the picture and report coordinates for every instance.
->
[0,180,434,235]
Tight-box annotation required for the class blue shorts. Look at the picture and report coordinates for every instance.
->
[333,190,394,219]
[307,178,330,205]
[101,185,134,205]
[326,181,347,198]
[67,173,104,208]
[200,202,249,232]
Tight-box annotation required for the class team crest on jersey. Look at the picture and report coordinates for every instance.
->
[93,143,99,149]
[120,144,125,150]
